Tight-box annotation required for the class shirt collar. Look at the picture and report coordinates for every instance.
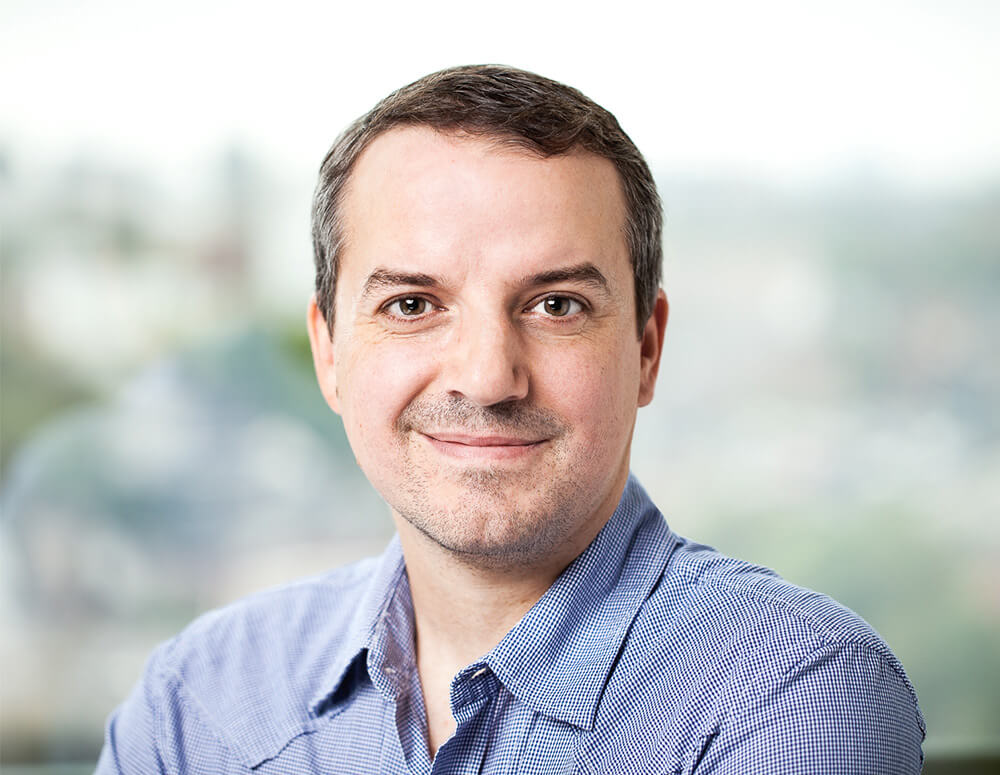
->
[309,534,407,716]
[481,475,677,730]
[310,476,677,732]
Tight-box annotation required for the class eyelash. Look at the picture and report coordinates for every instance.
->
[383,296,434,319]
[527,295,586,318]
[378,294,588,322]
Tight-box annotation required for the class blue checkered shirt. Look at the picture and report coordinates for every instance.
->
[97,476,925,773]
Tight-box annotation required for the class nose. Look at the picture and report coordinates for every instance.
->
[443,312,529,407]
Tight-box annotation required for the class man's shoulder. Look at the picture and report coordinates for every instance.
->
[582,532,925,772]
[169,554,379,661]
[142,555,383,759]
[657,537,895,655]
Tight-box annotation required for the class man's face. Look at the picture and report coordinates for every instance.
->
[309,127,666,568]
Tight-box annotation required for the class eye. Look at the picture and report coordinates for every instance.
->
[387,297,429,317]
[532,296,584,317]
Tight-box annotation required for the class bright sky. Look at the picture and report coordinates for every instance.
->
[3,0,998,186]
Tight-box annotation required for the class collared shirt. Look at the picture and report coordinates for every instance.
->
[97,476,925,774]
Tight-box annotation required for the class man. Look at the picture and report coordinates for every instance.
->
[98,65,925,773]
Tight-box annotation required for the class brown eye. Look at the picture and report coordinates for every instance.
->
[394,297,427,316]
[538,296,582,317]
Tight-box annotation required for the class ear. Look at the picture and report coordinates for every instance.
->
[307,295,341,415]
[637,289,669,407]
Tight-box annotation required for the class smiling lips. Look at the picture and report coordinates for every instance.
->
[421,432,547,461]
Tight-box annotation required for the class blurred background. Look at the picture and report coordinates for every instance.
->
[2,0,998,772]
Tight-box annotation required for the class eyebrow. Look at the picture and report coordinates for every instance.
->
[520,262,611,294]
[359,261,612,299]
[360,268,440,299]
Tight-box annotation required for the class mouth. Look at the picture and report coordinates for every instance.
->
[419,431,548,461]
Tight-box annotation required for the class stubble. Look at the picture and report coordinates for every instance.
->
[389,395,597,569]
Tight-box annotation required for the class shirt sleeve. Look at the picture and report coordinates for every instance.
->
[95,638,252,775]
[95,644,170,775]
[695,640,926,775]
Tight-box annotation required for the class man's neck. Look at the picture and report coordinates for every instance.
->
[395,524,582,756]
[402,533,564,662]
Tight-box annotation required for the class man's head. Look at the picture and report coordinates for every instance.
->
[311,64,662,338]
[307,66,668,571]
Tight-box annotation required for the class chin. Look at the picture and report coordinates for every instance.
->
[397,486,582,569]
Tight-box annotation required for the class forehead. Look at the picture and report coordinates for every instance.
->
[337,126,629,288]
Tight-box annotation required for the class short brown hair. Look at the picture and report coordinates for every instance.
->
[311,64,662,336]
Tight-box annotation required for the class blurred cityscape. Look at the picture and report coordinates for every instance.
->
[1,144,998,767]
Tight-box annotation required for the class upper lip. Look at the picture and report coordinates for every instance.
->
[422,432,545,446]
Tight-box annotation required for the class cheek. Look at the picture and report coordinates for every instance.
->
[537,342,639,435]
[337,342,434,447]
